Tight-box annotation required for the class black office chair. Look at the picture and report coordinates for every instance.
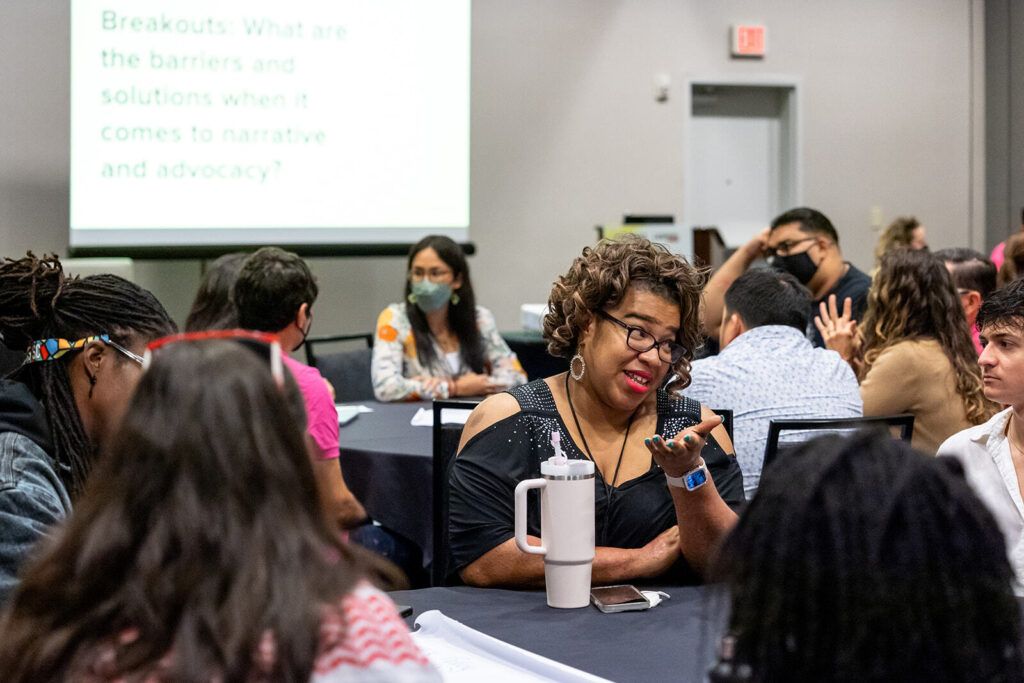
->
[304,333,375,403]
[431,398,478,587]
[708,408,734,444]
[762,414,915,469]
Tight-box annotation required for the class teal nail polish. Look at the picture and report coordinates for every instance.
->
[667,441,675,448]
[652,436,661,442]
[683,435,692,442]
[644,438,651,445]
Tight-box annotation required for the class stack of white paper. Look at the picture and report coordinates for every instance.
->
[411,611,610,682]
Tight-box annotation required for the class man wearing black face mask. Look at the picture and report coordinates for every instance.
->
[703,207,871,347]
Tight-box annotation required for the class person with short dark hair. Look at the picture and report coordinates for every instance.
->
[683,269,861,497]
[234,247,368,530]
[183,252,248,332]
[934,247,997,354]
[372,235,526,401]
[0,253,176,604]
[703,207,872,347]
[938,278,1024,590]
[0,340,438,681]
[712,432,1024,682]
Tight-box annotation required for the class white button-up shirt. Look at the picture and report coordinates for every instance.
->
[938,407,1024,594]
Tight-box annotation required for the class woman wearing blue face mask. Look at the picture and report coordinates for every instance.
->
[371,235,527,401]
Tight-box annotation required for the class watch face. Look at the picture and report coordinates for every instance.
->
[685,468,708,490]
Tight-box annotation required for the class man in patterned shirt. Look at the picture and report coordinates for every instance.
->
[683,269,862,498]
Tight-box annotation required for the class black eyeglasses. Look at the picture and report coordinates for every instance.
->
[764,236,815,259]
[596,310,684,364]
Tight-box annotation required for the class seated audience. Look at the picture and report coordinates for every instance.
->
[372,235,526,401]
[0,339,437,681]
[873,215,928,267]
[183,251,247,331]
[703,207,871,347]
[938,278,1024,591]
[711,432,1024,682]
[0,253,175,604]
[449,236,743,587]
[934,247,997,355]
[817,248,996,453]
[683,269,861,498]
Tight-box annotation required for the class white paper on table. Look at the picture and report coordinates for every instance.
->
[411,610,610,683]
[410,407,473,427]
[336,404,374,425]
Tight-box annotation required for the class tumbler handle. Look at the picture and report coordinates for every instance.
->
[514,478,547,556]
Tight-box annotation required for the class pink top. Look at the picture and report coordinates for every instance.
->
[972,324,983,356]
[283,354,339,460]
[991,241,1006,271]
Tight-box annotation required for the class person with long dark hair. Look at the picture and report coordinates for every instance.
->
[183,251,248,332]
[816,247,997,453]
[372,235,527,401]
[0,339,438,681]
[710,432,1023,682]
[0,253,175,603]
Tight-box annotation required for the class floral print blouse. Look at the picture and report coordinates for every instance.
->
[371,303,527,401]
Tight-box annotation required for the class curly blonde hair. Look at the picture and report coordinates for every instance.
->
[543,235,708,391]
[860,248,997,425]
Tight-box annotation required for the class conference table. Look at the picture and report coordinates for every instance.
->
[338,400,443,565]
[389,583,726,682]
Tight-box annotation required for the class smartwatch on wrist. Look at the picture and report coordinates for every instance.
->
[665,458,709,491]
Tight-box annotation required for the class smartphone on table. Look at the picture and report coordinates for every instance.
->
[590,584,651,613]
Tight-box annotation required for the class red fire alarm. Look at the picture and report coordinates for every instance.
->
[732,25,766,58]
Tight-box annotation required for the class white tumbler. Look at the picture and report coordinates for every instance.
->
[514,453,596,608]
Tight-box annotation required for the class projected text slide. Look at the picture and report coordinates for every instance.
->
[70,0,470,246]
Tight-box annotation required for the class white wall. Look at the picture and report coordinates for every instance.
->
[0,0,985,333]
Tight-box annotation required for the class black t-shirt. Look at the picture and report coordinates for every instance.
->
[808,262,872,347]
[447,380,745,581]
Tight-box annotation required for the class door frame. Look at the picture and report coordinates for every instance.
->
[682,74,803,240]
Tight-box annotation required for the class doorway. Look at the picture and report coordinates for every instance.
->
[684,79,801,247]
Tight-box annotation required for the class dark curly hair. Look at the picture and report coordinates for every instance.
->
[543,235,708,391]
[859,248,996,425]
[712,432,1023,682]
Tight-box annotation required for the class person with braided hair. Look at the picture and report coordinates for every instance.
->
[709,432,1024,683]
[0,253,175,604]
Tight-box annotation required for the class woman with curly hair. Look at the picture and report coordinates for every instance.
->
[448,235,744,587]
[817,247,997,453]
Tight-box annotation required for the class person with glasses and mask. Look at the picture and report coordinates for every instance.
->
[372,235,526,402]
[448,236,743,588]
[0,253,176,604]
[703,207,871,348]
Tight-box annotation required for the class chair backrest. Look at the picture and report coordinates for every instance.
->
[708,408,734,444]
[304,334,375,403]
[304,333,373,366]
[763,414,915,469]
[431,398,479,587]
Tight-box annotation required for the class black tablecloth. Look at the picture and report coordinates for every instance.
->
[389,584,727,682]
[339,401,435,560]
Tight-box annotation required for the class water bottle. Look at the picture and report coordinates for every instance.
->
[514,432,596,608]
